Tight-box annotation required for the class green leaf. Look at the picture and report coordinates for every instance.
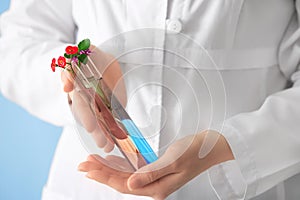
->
[78,54,88,64]
[64,53,71,59]
[78,39,90,51]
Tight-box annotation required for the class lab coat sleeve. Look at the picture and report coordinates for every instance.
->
[0,0,76,126]
[208,2,300,200]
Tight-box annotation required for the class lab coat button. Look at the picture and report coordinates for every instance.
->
[166,19,182,34]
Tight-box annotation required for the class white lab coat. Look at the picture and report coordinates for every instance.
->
[1,0,300,199]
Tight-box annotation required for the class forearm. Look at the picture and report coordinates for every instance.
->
[203,131,234,167]
[0,0,75,126]
[193,130,234,175]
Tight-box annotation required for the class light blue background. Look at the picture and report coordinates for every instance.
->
[0,1,62,199]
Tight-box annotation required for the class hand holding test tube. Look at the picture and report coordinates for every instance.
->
[62,45,158,170]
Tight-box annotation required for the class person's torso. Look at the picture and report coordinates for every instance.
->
[47,1,299,199]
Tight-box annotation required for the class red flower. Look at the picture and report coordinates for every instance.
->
[58,56,66,68]
[51,58,56,72]
[65,46,79,55]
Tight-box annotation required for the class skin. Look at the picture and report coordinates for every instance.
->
[62,45,127,152]
[77,131,234,200]
[61,46,234,200]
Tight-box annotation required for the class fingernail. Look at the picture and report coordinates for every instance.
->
[77,164,85,172]
[86,172,92,179]
[128,176,141,191]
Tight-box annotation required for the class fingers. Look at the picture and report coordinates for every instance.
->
[92,99,124,142]
[78,161,104,172]
[91,126,107,148]
[80,155,131,178]
[78,155,120,172]
[87,170,131,194]
[80,156,136,194]
[80,155,186,199]
[94,94,128,140]
[143,172,184,200]
[87,154,103,162]
[72,91,96,133]
[87,154,134,172]
[127,159,174,190]
[86,114,115,152]
[104,140,114,153]
[61,69,74,93]
[105,155,134,171]
[82,159,183,199]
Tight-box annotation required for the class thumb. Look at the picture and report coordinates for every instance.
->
[127,157,173,191]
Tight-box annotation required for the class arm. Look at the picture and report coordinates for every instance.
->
[0,0,76,126]
[78,2,300,199]
[78,130,234,200]
[208,1,300,199]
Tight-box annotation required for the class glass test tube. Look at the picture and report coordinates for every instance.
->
[73,61,158,170]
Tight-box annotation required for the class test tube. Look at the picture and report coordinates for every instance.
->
[73,60,158,170]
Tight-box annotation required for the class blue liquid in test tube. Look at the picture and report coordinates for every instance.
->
[121,119,158,164]
[110,93,158,164]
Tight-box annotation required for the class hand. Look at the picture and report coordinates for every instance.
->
[78,130,234,200]
[61,45,127,152]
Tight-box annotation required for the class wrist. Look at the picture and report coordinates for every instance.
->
[199,130,234,169]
